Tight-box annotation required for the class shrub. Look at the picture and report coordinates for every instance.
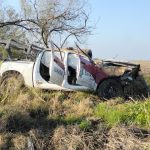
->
[79,120,91,130]
[95,98,150,129]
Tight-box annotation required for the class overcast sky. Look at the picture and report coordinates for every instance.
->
[2,0,150,60]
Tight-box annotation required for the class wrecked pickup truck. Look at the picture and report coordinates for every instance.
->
[0,39,148,99]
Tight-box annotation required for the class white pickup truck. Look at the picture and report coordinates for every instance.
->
[0,39,148,99]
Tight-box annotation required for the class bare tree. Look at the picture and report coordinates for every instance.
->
[0,7,26,41]
[0,0,91,48]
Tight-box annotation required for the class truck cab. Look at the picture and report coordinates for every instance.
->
[0,39,148,99]
[0,39,107,92]
[33,49,107,91]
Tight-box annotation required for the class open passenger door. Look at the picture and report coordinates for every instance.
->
[76,55,96,89]
[49,51,65,86]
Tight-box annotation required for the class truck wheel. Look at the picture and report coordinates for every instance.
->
[0,73,24,91]
[97,78,123,100]
[124,76,149,99]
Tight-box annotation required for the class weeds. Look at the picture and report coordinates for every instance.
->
[95,98,150,129]
[79,120,92,130]
[94,100,126,127]
[0,75,150,149]
[105,126,150,150]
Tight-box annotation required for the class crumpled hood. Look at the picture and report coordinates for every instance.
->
[94,58,140,76]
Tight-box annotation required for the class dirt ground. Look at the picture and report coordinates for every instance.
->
[133,60,150,75]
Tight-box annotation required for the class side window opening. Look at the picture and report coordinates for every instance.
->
[39,50,64,82]
[40,51,51,81]
[67,53,79,85]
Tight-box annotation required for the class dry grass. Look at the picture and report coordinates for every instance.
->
[52,125,105,150]
[0,76,104,149]
[105,127,150,150]
[12,134,27,150]
[133,60,150,75]
[0,135,4,148]
[0,72,150,149]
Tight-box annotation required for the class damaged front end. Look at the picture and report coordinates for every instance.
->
[99,60,149,98]
[102,60,140,80]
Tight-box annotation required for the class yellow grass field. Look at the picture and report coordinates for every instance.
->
[133,60,150,75]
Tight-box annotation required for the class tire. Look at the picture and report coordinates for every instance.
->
[0,72,24,92]
[124,76,149,99]
[97,78,123,100]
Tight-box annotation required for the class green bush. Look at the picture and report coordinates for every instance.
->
[95,98,150,129]
[125,100,150,128]
[79,120,91,130]
[64,115,82,124]
[94,102,126,127]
